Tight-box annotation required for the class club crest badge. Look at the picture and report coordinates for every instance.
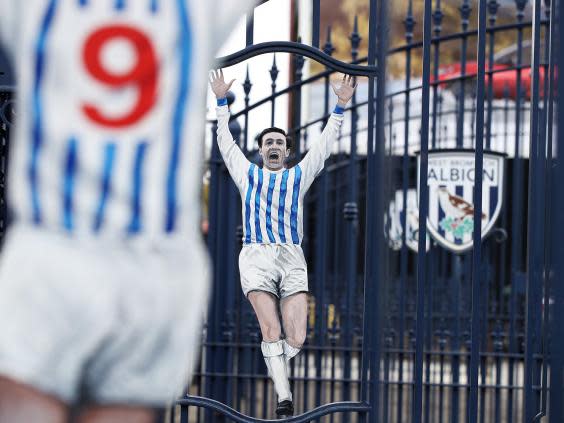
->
[385,189,430,252]
[417,150,505,253]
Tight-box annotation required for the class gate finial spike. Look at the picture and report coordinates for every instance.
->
[350,16,362,60]
[293,38,305,79]
[270,54,279,84]
[543,0,550,18]
[243,64,252,99]
[404,2,416,42]
[459,0,472,31]
[433,0,444,36]
[488,0,500,26]
[324,26,335,56]
[514,0,528,21]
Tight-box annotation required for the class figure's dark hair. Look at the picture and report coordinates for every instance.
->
[258,127,292,151]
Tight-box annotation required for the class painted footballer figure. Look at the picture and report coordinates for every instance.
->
[210,69,356,418]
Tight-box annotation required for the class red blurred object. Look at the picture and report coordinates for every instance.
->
[432,61,547,100]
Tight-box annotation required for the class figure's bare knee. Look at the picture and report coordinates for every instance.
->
[0,376,68,423]
[262,323,282,342]
[285,318,307,348]
[247,290,282,342]
[282,319,306,361]
[285,328,306,349]
[281,293,308,348]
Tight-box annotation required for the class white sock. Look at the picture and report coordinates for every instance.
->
[261,340,292,402]
[282,339,301,361]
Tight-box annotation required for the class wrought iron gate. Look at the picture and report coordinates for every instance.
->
[179,0,385,421]
[175,0,563,422]
[0,0,560,422]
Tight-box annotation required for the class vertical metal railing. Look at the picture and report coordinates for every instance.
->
[548,1,563,419]
[538,21,553,408]
[456,0,471,149]
[468,0,488,421]
[179,0,561,421]
[523,0,544,421]
[399,4,414,421]
[359,0,379,417]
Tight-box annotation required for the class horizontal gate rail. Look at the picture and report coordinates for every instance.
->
[191,373,363,384]
[208,60,368,123]
[387,18,550,55]
[176,397,370,423]
[217,41,378,76]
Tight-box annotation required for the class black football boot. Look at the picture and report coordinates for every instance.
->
[276,399,294,418]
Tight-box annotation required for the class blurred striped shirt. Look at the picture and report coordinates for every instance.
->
[0,0,253,242]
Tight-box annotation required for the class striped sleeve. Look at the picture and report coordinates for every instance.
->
[299,111,344,190]
[216,105,251,190]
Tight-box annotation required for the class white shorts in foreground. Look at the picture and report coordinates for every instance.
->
[0,224,209,406]
[239,243,308,299]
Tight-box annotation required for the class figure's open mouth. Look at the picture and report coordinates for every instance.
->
[269,151,280,160]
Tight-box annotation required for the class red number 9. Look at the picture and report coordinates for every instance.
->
[82,25,158,128]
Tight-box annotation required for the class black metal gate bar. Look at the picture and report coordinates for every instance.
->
[509,17,528,416]
[485,0,498,152]
[177,397,371,423]
[548,0,563,421]
[456,0,470,149]
[524,0,545,421]
[430,0,442,151]
[342,14,360,408]
[398,3,414,421]
[468,0,486,422]
[541,0,557,419]
[216,42,377,76]
[412,0,433,419]
[312,30,331,421]
[311,0,320,49]
[246,9,254,47]
[468,0,488,421]
[359,0,379,418]
[370,0,389,420]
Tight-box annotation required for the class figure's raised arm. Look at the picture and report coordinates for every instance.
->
[210,70,251,189]
[299,75,357,188]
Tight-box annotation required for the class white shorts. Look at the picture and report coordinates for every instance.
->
[238,243,308,299]
[0,224,209,406]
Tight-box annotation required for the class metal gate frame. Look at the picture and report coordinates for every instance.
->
[0,0,558,422]
[548,0,563,421]
[174,0,564,421]
[177,0,388,422]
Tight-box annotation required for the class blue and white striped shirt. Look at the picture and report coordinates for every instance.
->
[216,105,344,245]
[0,0,253,241]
